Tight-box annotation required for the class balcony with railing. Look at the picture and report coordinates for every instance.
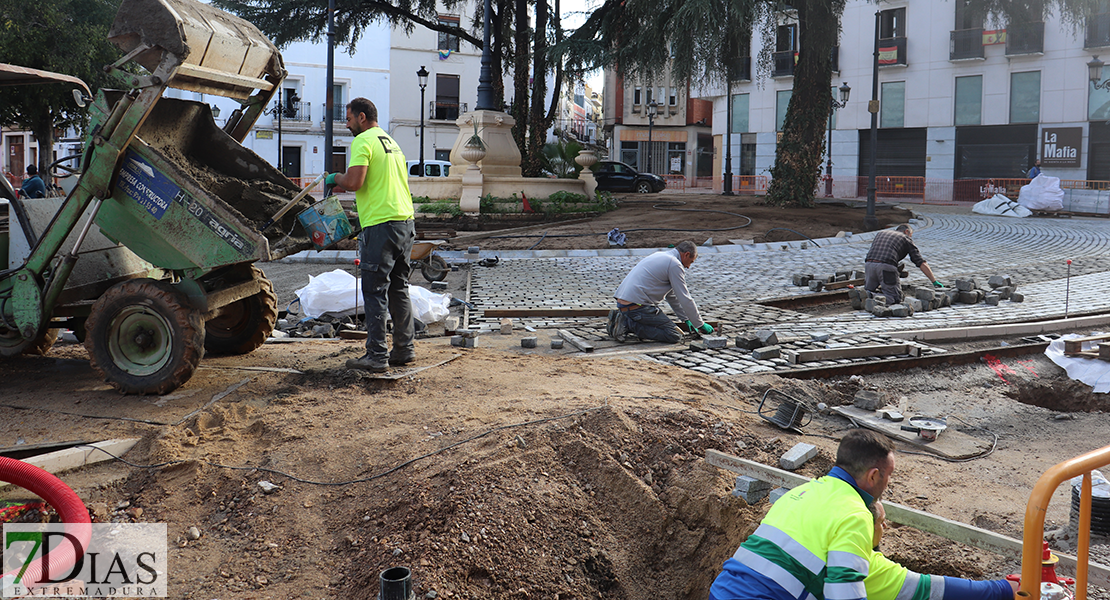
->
[274,101,312,130]
[1086,12,1110,48]
[878,36,907,66]
[431,101,467,121]
[328,103,345,123]
[951,28,985,60]
[1007,21,1044,55]
[772,51,795,77]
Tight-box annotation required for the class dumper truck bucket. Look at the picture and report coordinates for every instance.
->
[108,0,284,101]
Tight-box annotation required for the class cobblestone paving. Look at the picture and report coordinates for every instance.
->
[466,213,1110,374]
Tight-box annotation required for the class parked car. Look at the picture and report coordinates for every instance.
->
[407,160,451,178]
[592,161,666,193]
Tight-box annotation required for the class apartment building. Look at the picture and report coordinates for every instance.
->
[603,63,714,180]
[701,1,1110,189]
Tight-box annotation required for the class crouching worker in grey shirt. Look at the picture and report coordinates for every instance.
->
[607,240,713,344]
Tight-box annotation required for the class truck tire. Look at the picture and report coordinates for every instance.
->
[85,279,205,395]
[204,267,277,355]
[421,255,449,282]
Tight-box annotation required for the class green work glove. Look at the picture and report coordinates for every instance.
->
[684,320,695,332]
[324,172,337,186]
[932,280,944,288]
[697,323,714,334]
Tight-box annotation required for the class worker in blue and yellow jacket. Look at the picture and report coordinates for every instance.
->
[710,429,895,600]
[866,500,1017,600]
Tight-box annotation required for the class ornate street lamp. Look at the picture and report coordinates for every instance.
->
[1089,56,1110,90]
[417,65,429,176]
[268,92,300,175]
[824,82,851,198]
[646,101,659,174]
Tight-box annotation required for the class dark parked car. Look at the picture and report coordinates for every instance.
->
[593,161,666,193]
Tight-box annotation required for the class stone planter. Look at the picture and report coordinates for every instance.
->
[575,149,598,171]
[460,145,486,166]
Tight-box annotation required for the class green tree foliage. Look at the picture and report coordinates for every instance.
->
[0,0,121,174]
[540,137,583,178]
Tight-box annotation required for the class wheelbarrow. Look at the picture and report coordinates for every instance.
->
[412,240,449,282]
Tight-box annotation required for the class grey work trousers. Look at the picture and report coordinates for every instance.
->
[864,261,903,305]
[359,220,416,361]
[621,304,683,344]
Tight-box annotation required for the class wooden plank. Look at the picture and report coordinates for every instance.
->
[823,278,865,290]
[704,450,1110,589]
[830,406,989,460]
[1065,334,1110,355]
[558,329,595,352]
[784,344,919,364]
[483,308,611,318]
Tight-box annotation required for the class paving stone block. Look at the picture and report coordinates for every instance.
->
[955,278,976,291]
[793,273,813,286]
[810,332,831,342]
[808,280,824,292]
[995,286,1013,299]
[550,339,565,349]
[752,345,781,360]
[756,330,779,345]
[703,336,728,349]
[915,288,936,302]
[430,281,448,291]
[768,487,789,504]
[907,298,923,313]
[457,328,480,338]
[854,389,883,410]
[780,443,819,470]
[735,334,762,350]
[733,475,771,492]
[500,318,514,334]
[521,337,538,348]
[958,290,979,304]
[1010,292,1025,302]
[835,270,852,281]
[689,341,708,351]
[444,316,460,332]
[820,273,837,283]
[451,336,477,348]
[984,294,1001,306]
[851,296,863,310]
[988,275,1013,288]
[853,270,866,280]
[891,304,910,317]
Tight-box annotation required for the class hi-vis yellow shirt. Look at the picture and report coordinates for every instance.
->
[349,126,414,228]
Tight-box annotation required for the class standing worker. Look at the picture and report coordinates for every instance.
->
[864,224,940,306]
[607,241,712,344]
[1027,159,1042,179]
[709,429,895,600]
[18,165,46,199]
[327,97,415,372]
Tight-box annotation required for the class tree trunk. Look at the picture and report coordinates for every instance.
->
[765,0,837,208]
[525,0,548,176]
[510,0,530,156]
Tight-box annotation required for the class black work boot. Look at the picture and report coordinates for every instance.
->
[346,354,388,372]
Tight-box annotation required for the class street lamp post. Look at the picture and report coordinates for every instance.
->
[723,84,734,196]
[268,93,299,175]
[417,66,429,177]
[824,82,851,198]
[646,101,659,173]
[865,11,880,231]
[1089,55,1110,90]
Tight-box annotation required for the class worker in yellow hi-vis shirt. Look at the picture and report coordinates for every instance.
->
[326,97,416,373]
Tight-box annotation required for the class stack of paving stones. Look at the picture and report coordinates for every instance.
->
[649,332,942,376]
[792,269,865,292]
[946,276,1025,307]
[844,275,1024,318]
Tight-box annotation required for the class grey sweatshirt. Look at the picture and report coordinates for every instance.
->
[613,248,703,327]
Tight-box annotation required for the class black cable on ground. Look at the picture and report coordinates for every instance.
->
[526,232,548,250]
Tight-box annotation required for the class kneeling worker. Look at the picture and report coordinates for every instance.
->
[607,241,712,344]
[864,224,941,305]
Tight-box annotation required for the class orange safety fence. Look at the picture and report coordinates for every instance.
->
[710,175,770,194]
[662,175,686,190]
[1018,443,1110,600]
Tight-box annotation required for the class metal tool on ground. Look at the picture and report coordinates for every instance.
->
[261,172,327,231]
[900,416,948,441]
[757,388,814,432]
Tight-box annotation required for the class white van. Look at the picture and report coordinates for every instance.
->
[407,160,451,178]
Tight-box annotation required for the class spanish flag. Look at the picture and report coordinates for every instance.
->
[878,46,898,65]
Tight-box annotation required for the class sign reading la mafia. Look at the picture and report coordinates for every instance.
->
[1041,127,1083,168]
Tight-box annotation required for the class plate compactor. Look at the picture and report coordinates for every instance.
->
[0,0,319,394]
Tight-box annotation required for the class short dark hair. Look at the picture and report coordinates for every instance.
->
[26,164,37,176]
[675,240,697,256]
[836,429,895,479]
[347,97,377,124]
[895,224,911,234]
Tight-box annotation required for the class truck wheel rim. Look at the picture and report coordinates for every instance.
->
[106,306,173,376]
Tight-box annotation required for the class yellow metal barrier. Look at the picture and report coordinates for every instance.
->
[1019,444,1110,599]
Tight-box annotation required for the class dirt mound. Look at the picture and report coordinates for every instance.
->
[1003,376,1110,412]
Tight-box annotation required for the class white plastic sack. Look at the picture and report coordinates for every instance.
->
[410,284,451,323]
[1018,174,1065,210]
[295,269,362,319]
[971,194,1032,218]
[294,269,452,323]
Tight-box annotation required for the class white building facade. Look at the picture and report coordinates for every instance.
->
[703,1,1110,198]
